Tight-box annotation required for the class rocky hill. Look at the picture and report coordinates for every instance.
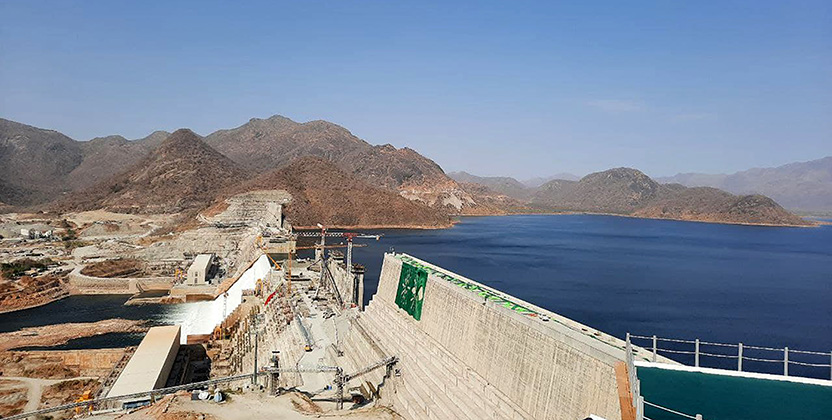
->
[448,171,531,200]
[657,157,832,212]
[1,117,514,216]
[633,187,809,226]
[0,118,169,206]
[53,129,248,214]
[66,131,170,190]
[221,156,450,228]
[0,118,83,205]
[204,115,485,214]
[480,167,811,226]
[531,168,669,214]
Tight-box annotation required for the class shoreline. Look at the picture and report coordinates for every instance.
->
[0,293,69,315]
[293,220,458,230]
[455,210,820,229]
[297,212,818,230]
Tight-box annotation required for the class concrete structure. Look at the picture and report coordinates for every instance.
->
[187,254,213,285]
[107,326,181,399]
[328,257,364,309]
[339,253,651,420]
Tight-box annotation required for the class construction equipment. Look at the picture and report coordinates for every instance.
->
[295,228,380,268]
[74,390,93,414]
[255,235,283,270]
[294,226,380,298]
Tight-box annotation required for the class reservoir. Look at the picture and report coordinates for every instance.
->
[353,214,832,376]
[3,214,830,376]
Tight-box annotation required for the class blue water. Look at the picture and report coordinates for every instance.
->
[3,214,831,377]
[351,215,832,376]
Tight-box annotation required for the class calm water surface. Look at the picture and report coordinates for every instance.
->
[353,215,832,359]
[2,215,830,374]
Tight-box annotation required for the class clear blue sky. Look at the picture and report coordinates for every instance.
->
[1,1,829,179]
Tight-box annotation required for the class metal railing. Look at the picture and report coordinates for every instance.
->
[627,333,705,420]
[630,334,832,380]
[643,401,703,420]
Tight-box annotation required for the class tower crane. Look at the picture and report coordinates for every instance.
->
[294,226,380,271]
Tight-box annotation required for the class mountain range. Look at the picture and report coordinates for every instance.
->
[657,157,832,213]
[452,167,811,226]
[0,116,821,227]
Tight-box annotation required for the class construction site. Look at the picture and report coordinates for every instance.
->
[1,190,830,420]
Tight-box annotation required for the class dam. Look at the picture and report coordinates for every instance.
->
[337,252,651,420]
[10,244,832,420]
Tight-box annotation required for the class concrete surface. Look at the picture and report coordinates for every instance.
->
[107,326,181,398]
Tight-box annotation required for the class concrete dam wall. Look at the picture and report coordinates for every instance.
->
[342,253,633,420]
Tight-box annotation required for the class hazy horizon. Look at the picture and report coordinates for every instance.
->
[1,1,829,179]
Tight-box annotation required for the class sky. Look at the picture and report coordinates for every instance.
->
[1,1,830,179]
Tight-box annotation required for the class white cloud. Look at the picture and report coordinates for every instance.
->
[587,99,646,113]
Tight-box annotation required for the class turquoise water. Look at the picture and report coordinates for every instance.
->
[353,214,832,378]
[638,366,832,419]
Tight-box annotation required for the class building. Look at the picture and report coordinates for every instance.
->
[107,325,181,405]
[187,254,213,285]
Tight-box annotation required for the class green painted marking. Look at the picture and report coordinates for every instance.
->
[395,261,427,321]
[396,254,539,318]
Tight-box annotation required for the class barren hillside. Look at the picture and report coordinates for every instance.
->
[222,156,451,228]
[204,115,486,214]
[633,187,810,226]
[53,129,248,214]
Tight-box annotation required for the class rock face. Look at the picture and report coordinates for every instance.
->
[53,129,248,214]
[204,115,485,214]
[224,156,450,228]
[658,156,832,212]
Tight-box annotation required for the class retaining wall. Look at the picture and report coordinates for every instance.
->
[67,267,173,295]
[342,253,629,420]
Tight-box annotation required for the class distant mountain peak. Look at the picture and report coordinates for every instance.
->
[657,156,832,212]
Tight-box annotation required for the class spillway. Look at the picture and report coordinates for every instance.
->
[172,254,271,343]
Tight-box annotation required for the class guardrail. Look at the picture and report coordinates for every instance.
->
[630,334,832,380]
[627,333,705,420]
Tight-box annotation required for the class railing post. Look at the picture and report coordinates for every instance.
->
[636,396,644,420]
[784,347,789,376]
[738,342,743,372]
[652,335,657,362]
[695,338,700,367]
